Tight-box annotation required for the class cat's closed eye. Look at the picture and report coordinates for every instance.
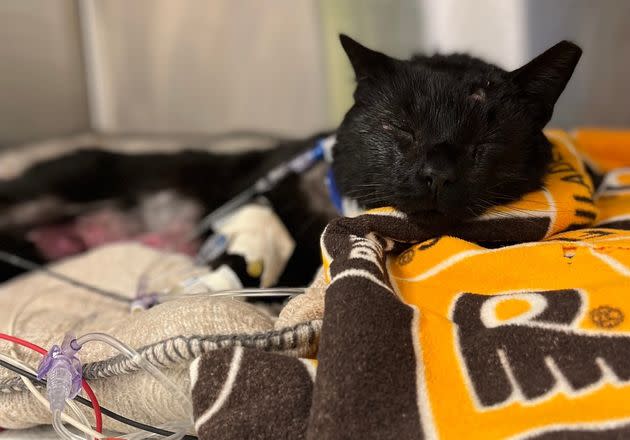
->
[470,143,497,161]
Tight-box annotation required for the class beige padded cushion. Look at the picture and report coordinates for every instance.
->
[276,269,326,329]
[0,243,275,431]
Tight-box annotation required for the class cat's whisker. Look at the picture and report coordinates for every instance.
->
[345,190,392,201]
[481,190,579,213]
[344,188,386,197]
[478,208,554,225]
[469,199,555,225]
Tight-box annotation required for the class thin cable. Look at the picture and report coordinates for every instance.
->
[157,287,306,302]
[0,333,103,433]
[53,408,90,440]
[73,333,192,440]
[0,333,46,355]
[0,250,130,303]
[3,306,104,438]
[0,357,197,440]
[82,376,103,433]
[66,400,95,440]
[0,248,301,306]
[81,402,196,440]
[0,354,103,439]
[190,186,258,241]
[73,333,192,409]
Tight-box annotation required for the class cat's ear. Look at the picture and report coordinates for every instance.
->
[510,40,582,125]
[339,34,395,81]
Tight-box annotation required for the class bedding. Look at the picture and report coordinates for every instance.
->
[0,243,318,434]
[190,129,630,439]
[2,129,630,439]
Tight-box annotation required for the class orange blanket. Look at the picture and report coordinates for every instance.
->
[313,129,630,438]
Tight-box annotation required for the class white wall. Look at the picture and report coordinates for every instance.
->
[418,0,630,128]
[1,0,628,146]
[81,0,329,137]
[420,0,527,69]
[0,0,89,146]
[524,0,630,128]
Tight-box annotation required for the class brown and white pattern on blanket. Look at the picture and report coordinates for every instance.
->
[316,203,630,439]
[311,209,431,439]
[190,347,316,440]
[308,135,603,438]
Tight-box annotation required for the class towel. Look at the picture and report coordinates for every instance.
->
[192,129,630,439]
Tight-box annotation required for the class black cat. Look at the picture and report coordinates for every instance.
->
[0,35,582,285]
[333,35,581,233]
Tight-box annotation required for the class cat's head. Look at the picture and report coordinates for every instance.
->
[332,35,582,230]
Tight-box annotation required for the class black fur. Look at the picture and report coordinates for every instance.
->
[0,36,582,284]
[333,35,581,233]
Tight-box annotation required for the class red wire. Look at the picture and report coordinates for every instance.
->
[81,378,103,433]
[0,332,103,434]
[0,333,46,355]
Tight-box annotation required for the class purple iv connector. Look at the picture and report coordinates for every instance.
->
[36,334,83,412]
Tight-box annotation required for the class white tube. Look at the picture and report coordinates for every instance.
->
[74,333,192,439]
[74,333,191,406]
[117,422,190,440]
[66,404,93,440]
[52,409,90,440]
[157,287,306,303]
[0,353,101,439]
